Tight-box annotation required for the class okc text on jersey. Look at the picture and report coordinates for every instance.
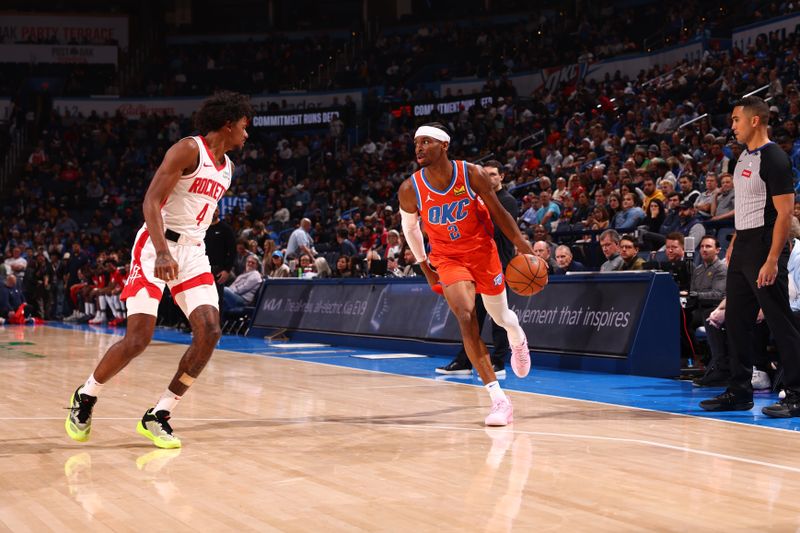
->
[427,198,471,225]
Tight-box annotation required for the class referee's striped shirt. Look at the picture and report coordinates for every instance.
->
[733,141,794,231]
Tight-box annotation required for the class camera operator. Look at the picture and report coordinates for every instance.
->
[643,232,691,291]
[682,236,727,332]
[674,235,726,363]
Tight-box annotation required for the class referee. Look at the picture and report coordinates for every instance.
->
[700,96,800,417]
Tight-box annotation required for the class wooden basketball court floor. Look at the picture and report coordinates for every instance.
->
[3,325,800,531]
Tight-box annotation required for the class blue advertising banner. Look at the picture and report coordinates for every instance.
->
[252,276,651,358]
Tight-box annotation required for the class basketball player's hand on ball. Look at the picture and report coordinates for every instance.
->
[515,238,534,257]
[155,252,179,282]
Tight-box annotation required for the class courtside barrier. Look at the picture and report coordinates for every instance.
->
[249,271,679,377]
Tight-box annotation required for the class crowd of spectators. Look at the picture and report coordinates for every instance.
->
[0,2,785,100]
[2,14,800,338]
[127,1,783,97]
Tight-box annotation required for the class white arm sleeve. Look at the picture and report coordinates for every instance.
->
[400,209,427,263]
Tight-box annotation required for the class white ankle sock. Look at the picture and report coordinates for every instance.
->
[154,388,182,414]
[485,381,507,403]
[81,373,104,397]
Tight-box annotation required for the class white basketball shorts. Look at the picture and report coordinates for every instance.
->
[120,226,218,317]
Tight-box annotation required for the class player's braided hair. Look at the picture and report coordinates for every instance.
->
[194,91,253,134]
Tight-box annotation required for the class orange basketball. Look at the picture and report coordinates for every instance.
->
[505,254,548,296]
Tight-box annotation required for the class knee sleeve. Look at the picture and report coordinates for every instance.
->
[481,290,525,345]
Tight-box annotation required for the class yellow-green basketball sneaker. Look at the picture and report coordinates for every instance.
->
[65,387,97,442]
[136,408,182,449]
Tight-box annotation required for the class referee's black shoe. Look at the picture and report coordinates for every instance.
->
[435,359,472,375]
[762,391,800,418]
[435,359,506,378]
[699,390,754,412]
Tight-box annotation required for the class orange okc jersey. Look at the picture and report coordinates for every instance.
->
[410,160,496,262]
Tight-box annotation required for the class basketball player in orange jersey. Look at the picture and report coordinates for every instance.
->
[65,91,252,448]
[399,122,533,426]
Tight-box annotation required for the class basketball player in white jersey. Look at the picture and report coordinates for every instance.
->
[66,91,252,448]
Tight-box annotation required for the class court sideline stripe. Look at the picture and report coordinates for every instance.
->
[42,325,800,436]
[381,423,800,475]
[12,413,800,475]
[253,347,800,436]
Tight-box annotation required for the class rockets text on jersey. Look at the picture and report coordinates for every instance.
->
[158,135,232,242]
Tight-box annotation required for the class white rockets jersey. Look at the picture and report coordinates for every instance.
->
[159,135,232,242]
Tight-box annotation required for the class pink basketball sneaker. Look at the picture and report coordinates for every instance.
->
[484,398,514,426]
[510,337,531,378]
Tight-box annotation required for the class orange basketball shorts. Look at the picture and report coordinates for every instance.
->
[431,251,505,296]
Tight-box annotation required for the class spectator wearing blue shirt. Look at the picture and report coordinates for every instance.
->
[659,192,683,235]
[676,200,707,245]
[519,193,541,226]
[612,192,646,231]
[532,191,560,233]
[336,228,358,257]
[554,245,586,274]
[286,218,316,259]
[295,183,311,206]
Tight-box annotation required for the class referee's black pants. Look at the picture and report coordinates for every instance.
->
[726,228,800,397]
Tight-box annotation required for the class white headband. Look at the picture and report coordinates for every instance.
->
[415,126,450,143]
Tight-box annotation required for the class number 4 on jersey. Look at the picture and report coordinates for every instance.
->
[196,203,209,226]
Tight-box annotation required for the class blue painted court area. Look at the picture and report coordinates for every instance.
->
[48,323,800,432]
